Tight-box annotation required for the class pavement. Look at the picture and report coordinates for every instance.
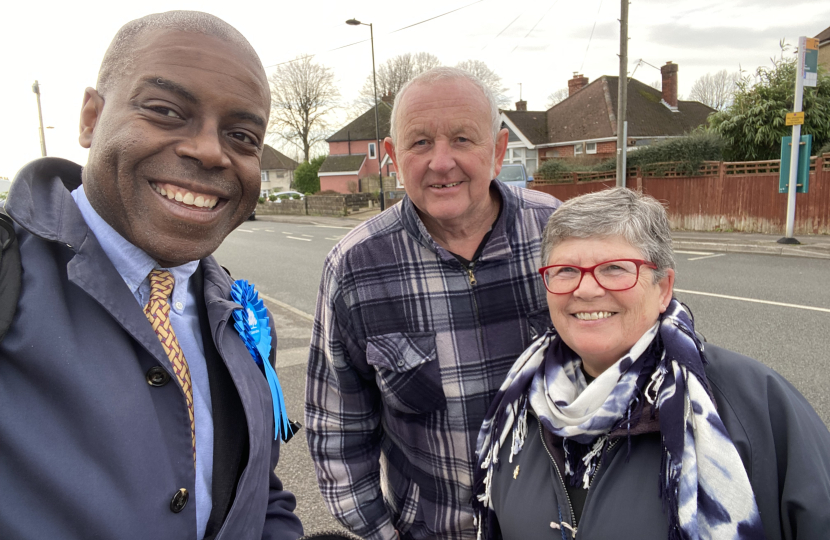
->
[255,208,830,260]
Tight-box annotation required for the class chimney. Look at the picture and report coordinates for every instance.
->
[660,61,679,109]
[515,99,527,111]
[381,93,395,104]
[568,73,589,96]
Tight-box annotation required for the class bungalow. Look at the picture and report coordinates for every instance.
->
[260,144,299,195]
[500,62,714,166]
[318,100,398,194]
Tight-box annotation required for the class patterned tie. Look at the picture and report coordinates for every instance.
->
[144,269,195,462]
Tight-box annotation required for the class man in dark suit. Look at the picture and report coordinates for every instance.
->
[0,11,303,540]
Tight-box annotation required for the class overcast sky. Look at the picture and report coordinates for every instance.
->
[1,0,828,179]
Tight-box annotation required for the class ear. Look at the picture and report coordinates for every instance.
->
[657,268,675,313]
[384,137,398,173]
[491,127,509,178]
[79,88,104,149]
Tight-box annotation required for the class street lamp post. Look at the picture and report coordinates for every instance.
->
[32,80,47,157]
[346,18,385,211]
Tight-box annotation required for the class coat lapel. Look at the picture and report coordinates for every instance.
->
[192,265,249,540]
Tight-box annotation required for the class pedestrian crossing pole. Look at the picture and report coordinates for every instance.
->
[779,36,817,245]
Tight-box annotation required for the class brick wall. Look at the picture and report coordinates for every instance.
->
[255,199,306,215]
[307,194,347,217]
[360,175,398,193]
[596,141,616,155]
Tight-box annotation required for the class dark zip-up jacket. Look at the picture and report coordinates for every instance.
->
[488,344,830,540]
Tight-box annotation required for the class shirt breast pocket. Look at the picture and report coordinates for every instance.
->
[366,332,446,415]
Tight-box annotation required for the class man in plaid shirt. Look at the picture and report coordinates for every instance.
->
[305,67,560,540]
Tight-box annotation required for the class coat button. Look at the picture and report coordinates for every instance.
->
[170,488,189,513]
[146,367,170,387]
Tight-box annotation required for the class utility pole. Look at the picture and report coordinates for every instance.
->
[32,81,47,157]
[615,0,628,187]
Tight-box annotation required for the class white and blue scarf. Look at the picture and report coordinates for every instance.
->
[474,300,766,540]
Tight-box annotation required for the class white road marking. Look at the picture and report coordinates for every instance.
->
[281,231,291,234]
[265,229,274,232]
[675,288,830,313]
[674,250,714,255]
[259,294,315,322]
[301,234,313,237]
[236,229,253,233]
[313,224,354,230]
[286,236,312,242]
[325,237,345,241]
[687,253,725,261]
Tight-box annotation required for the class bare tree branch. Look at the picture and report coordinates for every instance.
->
[354,52,441,110]
[268,56,340,162]
[546,88,569,108]
[688,70,740,110]
[455,60,511,108]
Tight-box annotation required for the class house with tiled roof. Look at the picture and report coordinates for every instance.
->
[501,103,548,175]
[501,62,714,166]
[318,101,398,194]
[816,25,830,73]
[260,144,299,195]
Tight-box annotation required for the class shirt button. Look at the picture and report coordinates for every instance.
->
[170,488,189,513]
[146,366,170,387]
[397,360,405,367]
[175,301,184,310]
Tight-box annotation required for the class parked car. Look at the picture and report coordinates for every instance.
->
[496,163,532,189]
[271,191,305,203]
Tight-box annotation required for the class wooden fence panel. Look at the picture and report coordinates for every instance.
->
[530,155,830,235]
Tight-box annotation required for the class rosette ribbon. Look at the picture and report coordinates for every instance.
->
[231,280,294,442]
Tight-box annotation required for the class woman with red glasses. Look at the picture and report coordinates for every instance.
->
[474,187,830,540]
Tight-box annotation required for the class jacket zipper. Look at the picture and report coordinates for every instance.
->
[538,421,576,537]
[467,262,477,286]
[587,438,619,491]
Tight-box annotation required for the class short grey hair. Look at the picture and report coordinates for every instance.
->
[540,188,675,282]
[389,67,501,146]
[97,11,264,95]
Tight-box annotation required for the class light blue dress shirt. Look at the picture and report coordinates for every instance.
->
[72,186,214,540]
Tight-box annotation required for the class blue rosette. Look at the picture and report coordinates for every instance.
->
[231,280,293,442]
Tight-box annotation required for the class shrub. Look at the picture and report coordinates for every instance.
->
[257,196,266,204]
[268,194,278,202]
[293,155,326,194]
[627,131,725,175]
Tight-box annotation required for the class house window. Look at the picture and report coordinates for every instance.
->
[261,171,268,182]
[391,171,402,188]
[368,143,377,159]
[586,142,597,155]
[574,143,584,155]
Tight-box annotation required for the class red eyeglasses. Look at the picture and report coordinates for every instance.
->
[538,259,658,295]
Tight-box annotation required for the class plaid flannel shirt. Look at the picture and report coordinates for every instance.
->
[306,182,560,540]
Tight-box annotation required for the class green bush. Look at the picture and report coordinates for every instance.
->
[820,141,830,156]
[626,131,725,175]
[708,52,830,161]
[536,159,572,177]
[257,196,266,204]
[268,194,278,202]
[293,155,326,194]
